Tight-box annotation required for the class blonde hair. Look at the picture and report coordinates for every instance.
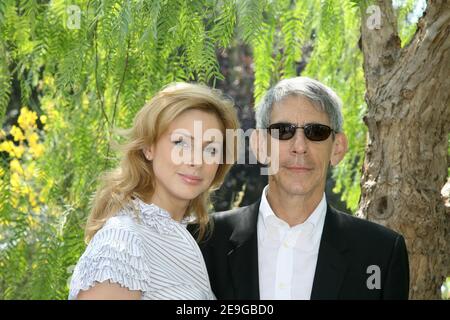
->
[85,82,239,243]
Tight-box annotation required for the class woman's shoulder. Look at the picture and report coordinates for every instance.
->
[68,206,151,300]
[99,199,153,236]
[91,215,143,249]
[103,208,140,232]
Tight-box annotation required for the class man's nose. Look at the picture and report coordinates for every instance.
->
[290,129,308,154]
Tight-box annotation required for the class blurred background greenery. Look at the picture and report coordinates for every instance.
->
[0,0,448,299]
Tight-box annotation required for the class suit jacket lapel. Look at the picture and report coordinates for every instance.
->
[224,201,348,300]
[227,200,261,300]
[310,205,349,299]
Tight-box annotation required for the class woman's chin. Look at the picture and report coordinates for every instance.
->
[172,188,205,201]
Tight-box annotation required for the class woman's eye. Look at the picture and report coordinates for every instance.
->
[173,139,189,148]
[205,145,222,157]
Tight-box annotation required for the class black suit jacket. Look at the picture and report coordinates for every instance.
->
[193,199,409,300]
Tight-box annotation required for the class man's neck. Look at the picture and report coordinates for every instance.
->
[266,185,324,227]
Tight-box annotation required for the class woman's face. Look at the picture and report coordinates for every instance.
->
[144,109,224,203]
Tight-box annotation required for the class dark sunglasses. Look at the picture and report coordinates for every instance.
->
[267,122,336,141]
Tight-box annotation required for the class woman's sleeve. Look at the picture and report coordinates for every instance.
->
[68,223,151,299]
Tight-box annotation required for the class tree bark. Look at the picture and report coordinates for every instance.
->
[359,0,450,299]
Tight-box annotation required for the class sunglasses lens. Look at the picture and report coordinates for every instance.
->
[268,123,333,141]
[269,124,295,140]
[304,124,332,141]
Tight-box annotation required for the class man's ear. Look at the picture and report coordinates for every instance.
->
[250,129,269,165]
[142,145,154,161]
[330,132,348,166]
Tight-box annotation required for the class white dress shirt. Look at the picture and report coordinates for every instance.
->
[257,185,327,300]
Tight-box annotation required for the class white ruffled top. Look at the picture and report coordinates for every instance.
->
[68,198,215,300]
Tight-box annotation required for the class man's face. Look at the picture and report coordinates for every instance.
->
[266,95,347,200]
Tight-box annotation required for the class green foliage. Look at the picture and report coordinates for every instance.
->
[211,0,237,48]
[0,0,379,299]
[236,0,265,44]
[280,2,305,78]
[304,0,367,211]
[443,277,450,300]
[244,0,367,210]
[0,42,10,124]
[395,0,423,47]
[252,21,275,104]
[0,0,236,299]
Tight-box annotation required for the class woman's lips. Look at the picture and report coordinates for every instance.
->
[178,173,203,185]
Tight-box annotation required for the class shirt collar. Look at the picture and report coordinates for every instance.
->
[259,184,327,235]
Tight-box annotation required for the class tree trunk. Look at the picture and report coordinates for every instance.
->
[359,0,450,299]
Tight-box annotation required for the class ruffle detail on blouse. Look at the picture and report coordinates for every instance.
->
[68,224,151,299]
[132,198,191,235]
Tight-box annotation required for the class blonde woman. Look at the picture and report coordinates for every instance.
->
[68,83,239,300]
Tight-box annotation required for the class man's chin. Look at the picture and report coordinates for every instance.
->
[273,182,312,197]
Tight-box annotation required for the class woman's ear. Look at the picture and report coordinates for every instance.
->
[250,129,269,165]
[143,146,154,161]
[330,132,348,166]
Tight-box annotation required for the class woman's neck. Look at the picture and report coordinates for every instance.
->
[147,191,189,222]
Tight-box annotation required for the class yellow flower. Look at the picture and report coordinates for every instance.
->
[43,75,54,87]
[10,172,21,187]
[27,214,38,229]
[10,125,25,142]
[40,115,47,124]
[10,195,19,208]
[41,99,58,122]
[0,141,24,158]
[27,132,39,146]
[20,185,30,196]
[0,219,10,226]
[0,140,14,154]
[10,159,24,175]
[30,143,44,158]
[0,166,4,177]
[29,192,37,207]
[0,129,5,139]
[24,162,36,180]
[18,107,38,131]
[12,144,25,158]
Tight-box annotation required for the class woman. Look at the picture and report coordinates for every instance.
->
[68,82,239,299]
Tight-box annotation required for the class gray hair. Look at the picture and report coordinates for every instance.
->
[255,77,344,132]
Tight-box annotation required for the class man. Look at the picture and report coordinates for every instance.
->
[198,77,409,299]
